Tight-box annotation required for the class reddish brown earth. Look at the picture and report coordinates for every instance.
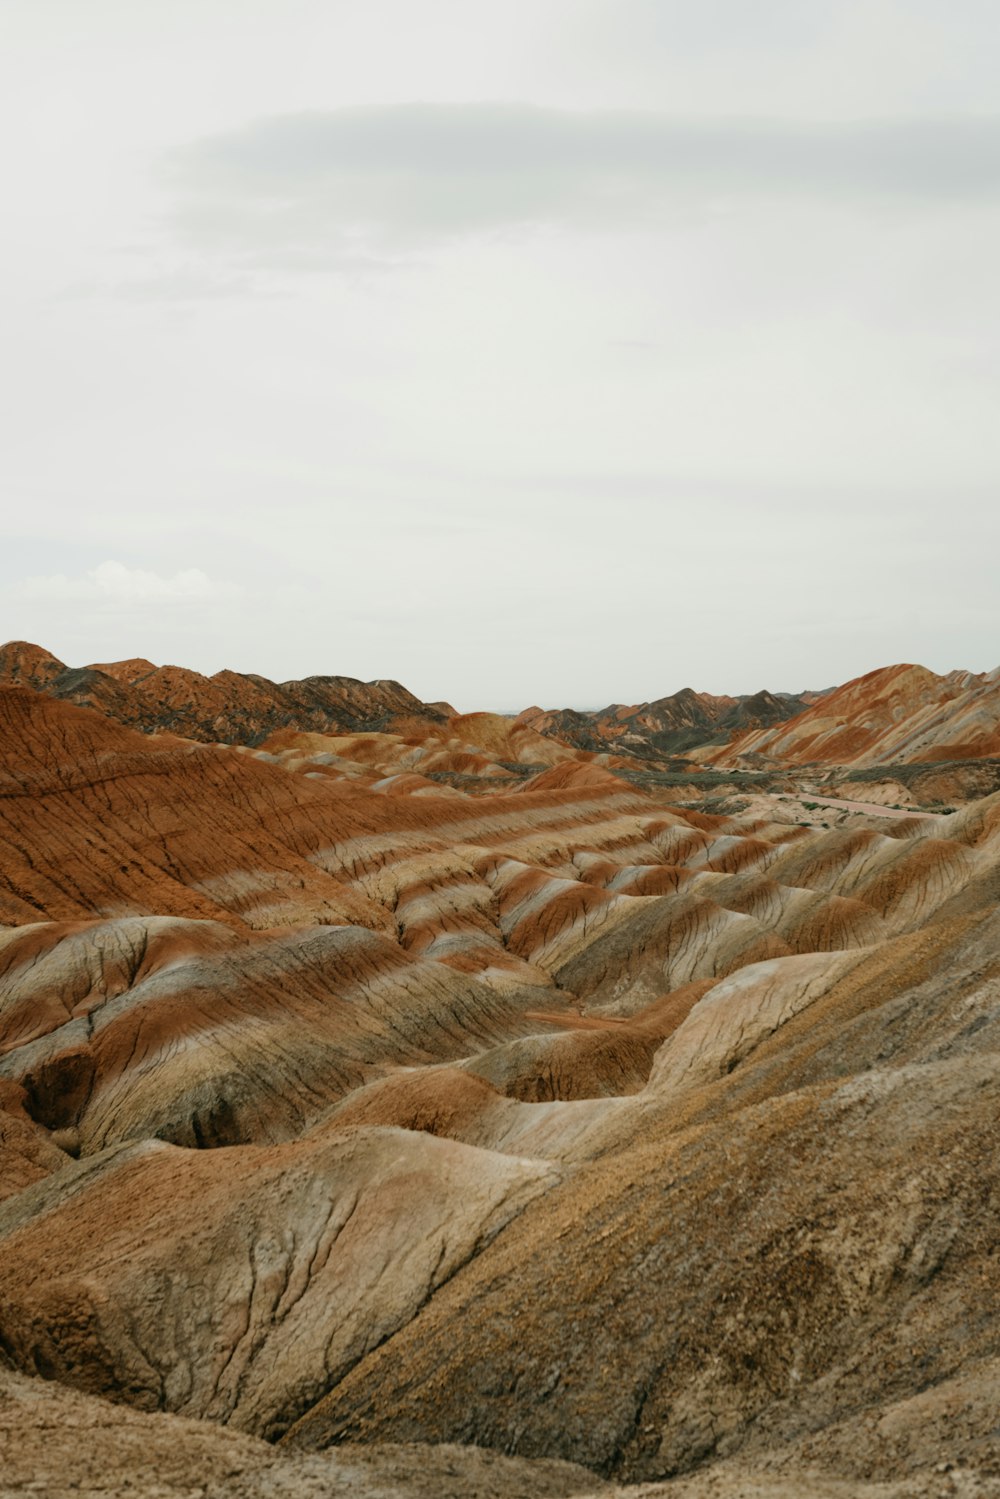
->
[0,639,449,745]
[2,652,1000,1497]
[706,663,1000,768]
[521,662,1000,783]
[519,685,819,763]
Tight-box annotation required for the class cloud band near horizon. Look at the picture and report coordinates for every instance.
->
[169,104,1000,256]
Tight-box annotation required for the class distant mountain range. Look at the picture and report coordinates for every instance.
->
[518,685,830,761]
[0,640,453,745]
[702,661,1000,767]
[522,663,1000,769]
[2,640,998,770]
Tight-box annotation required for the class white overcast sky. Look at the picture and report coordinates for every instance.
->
[1,1,998,709]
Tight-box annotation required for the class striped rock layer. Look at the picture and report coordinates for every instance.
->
[1,679,1000,1495]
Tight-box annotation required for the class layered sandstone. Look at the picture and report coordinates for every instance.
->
[519,685,816,762]
[707,662,1000,768]
[2,661,1000,1497]
[0,640,446,745]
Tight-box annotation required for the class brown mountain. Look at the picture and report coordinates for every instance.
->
[707,662,1000,767]
[0,639,448,744]
[519,685,819,763]
[2,661,1000,1496]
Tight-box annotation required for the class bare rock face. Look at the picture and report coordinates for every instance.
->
[0,1363,618,1499]
[3,1336,998,1499]
[521,661,1000,772]
[0,640,446,745]
[2,661,1000,1497]
[7,639,996,776]
[284,909,1000,1483]
[0,640,66,691]
[0,1079,68,1201]
[711,662,1000,767]
[519,685,815,762]
[0,1126,556,1440]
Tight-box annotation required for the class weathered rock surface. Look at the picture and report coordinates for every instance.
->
[521,662,1000,773]
[0,1363,619,1499]
[519,686,818,761]
[4,687,995,1163]
[0,640,446,745]
[0,1078,67,1202]
[3,1357,999,1498]
[0,1125,557,1440]
[2,658,1000,1497]
[710,663,1000,768]
[286,907,1000,1484]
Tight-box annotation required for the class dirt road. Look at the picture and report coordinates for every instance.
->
[798,794,936,820]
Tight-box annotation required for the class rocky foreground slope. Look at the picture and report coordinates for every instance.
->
[1,662,1000,1497]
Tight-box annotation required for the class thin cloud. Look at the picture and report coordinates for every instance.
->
[16,561,241,608]
[166,104,1000,262]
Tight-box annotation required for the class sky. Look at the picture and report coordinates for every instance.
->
[1,1,998,710]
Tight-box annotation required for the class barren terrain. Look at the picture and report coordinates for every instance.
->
[1,647,999,1497]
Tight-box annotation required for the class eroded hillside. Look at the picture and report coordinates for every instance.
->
[706,663,1000,768]
[1,663,1000,1498]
